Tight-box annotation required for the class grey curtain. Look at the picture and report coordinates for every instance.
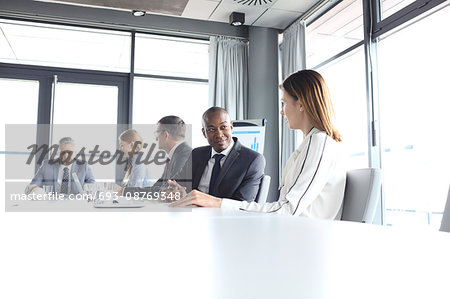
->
[279,20,306,175]
[209,36,248,120]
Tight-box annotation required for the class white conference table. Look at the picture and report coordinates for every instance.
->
[2,201,450,299]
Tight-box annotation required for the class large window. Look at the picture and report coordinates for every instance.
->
[0,19,131,72]
[133,33,209,148]
[0,78,39,146]
[0,17,209,190]
[0,18,209,133]
[377,4,450,228]
[0,78,39,198]
[306,0,364,68]
[52,82,118,125]
[132,77,208,147]
[305,0,450,227]
[306,0,368,170]
[318,48,369,170]
[52,82,120,180]
[381,0,417,19]
[135,34,208,79]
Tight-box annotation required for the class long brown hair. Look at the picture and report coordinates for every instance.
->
[282,70,342,142]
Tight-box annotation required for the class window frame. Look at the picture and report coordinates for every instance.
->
[0,18,210,179]
[302,0,449,225]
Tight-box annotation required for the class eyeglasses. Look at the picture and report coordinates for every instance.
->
[154,130,167,138]
[59,150,73,156]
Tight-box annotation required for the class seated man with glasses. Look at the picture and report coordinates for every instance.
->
[25,137,95,195]
[168,107,266,204]
[118,115,192,197]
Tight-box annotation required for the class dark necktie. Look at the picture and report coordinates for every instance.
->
[163,158,170,181]
[209,154,224,194]
[61,167,69,194]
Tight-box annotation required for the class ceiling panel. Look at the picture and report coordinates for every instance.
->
[33,0,325,29]
[209,1,267,24]
[253,8,302,29]
[271,0,318,12]
[221,0,278,9]
[182,0,220,20]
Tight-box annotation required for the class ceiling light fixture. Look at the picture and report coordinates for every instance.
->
[132,10,146,17]
[229,12,245,26]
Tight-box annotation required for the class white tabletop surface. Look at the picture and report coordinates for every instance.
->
[1,201,450,299]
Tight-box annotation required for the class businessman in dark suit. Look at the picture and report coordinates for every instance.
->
[120,115,192,196]
[25,137,95,195]
[170,107,265,207]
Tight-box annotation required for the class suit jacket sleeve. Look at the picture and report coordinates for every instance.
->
[169,144,192,179]
[124,146,192,197]
[84,163,95,184]
[172,152,193,192]
[25,162,47,193]
[230,153,265,202]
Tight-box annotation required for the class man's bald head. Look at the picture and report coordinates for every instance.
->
[202,107,231,128]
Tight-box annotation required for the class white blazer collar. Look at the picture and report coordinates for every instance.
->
[279,127,321,189]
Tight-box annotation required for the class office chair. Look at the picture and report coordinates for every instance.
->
[439,186,450,232]
[341,168,382,223]
[255,175,271,204]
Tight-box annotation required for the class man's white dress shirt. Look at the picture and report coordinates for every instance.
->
[198,138,235,194]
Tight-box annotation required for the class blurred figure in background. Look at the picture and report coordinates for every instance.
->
[118,116,191,196]
[25,137,95,195]
[118,129,150,188]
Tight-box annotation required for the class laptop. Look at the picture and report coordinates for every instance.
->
[93,195,145,208]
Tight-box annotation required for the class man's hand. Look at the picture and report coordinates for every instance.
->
[169,190,222,208]
[26,184,39,195]
[166,180,187,199]
[114,184,124,196]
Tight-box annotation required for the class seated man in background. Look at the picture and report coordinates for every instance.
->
[118,115,192,196]
[25,137,95,195]
[170,107,265,203]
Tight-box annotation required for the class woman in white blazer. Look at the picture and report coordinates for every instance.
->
[171,70,346,219]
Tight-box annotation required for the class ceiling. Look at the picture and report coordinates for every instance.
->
[34,0,322,30]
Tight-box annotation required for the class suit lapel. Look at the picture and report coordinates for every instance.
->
[167,152,176,178]
[193,148,210,189]
[167,142,183,177]
[52,160,60,190]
